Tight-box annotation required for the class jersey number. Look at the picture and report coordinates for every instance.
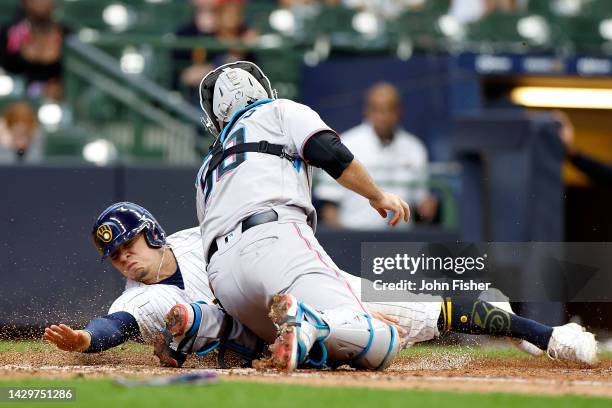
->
[201,127,246,203]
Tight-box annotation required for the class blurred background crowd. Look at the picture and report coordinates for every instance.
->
[3,0,612,230]
[2,0,612,332]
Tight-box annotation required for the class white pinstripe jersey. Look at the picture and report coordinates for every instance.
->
[196,99,334,256]
[108,227,213,342]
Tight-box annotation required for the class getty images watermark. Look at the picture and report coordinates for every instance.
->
[360,242,612,302]
[371,252,490,292]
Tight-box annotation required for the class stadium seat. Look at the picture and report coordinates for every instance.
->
[127,3,191,35]
[555,15,608,54]
[388,8,447,51]
[56,1,111,31]
[465,11,554,52]
[44,131,85,158]
[302,4,356,46]
[0,0,19,26]
[244,2,278,35]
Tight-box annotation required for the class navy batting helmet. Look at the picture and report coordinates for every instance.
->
[92,202,166,260]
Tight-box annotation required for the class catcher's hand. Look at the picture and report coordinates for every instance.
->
[369,191,410,226]
[44,324,91,352]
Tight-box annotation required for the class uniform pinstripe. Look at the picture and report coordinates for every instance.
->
[108,227,213,343]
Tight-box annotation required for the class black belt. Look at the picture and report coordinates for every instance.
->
[207,210,278,262]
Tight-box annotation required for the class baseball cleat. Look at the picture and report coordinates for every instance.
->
[266,293,324,372]
[269,293,298,325]
[153,330,187,368]
[268,294,301,371]
[164,304,194,337]
[547,323,598,365]
[268,324,299,371]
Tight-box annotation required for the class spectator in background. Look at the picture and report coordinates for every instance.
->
[173,0,219,104]
[343,0,427,19]
[0,0,67,101]
[315,82,438,229]
[279,0,316,5]
[449,0,526,24]
[174,0,259,106]
[0,101,43,163]
[215,0,259,46]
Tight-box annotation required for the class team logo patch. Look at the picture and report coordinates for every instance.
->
[96,224,113,243]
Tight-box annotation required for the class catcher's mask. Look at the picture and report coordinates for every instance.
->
[198,61,276,138]
[92,202,166,260]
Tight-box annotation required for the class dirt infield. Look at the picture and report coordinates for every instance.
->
[1,345,611,398]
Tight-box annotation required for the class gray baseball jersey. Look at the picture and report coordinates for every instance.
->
[192,97,438,367]
[108,227,214,342]
[196,98,332,257]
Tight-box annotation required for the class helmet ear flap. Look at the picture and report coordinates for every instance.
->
[143,222,166,248]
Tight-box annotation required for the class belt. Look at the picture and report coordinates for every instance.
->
[207,210,278,262]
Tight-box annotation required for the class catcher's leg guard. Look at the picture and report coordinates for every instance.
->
[267,294,400,371]
[321,308,400,370]
[155,301,261,367]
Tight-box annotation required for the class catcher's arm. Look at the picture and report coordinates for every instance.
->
[336,159,410,226]
[301,131,409,226]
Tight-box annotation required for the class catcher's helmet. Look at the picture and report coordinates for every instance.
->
[199,61,276,137]
[92,202,166,260]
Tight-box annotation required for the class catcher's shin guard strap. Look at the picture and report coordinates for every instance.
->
[295,301,330,367]
[174,302,232,357]
[307,341,328,368]
[196,340,221,357]
[186,303,202,338]
[298,302,330,335]
[376,324,397,370]
[351,314,374,363]
[321,310,401,370]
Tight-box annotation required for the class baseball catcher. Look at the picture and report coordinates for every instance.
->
[185,61,596,371]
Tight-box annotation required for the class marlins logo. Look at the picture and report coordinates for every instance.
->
[96,224,113,243]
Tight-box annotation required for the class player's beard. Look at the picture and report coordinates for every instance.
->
[133,267,149,282]
[124,264,148,282]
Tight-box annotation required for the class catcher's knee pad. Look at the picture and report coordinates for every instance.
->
[320,309,401,370]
